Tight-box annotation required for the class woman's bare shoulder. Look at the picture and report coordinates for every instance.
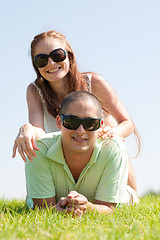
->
[27,82,37,94]
[91,72,105,84]
[90,73,114,95]
[82,72,106,84]
[27,82,41,102]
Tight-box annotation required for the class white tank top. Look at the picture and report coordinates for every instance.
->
[44,108,59,133]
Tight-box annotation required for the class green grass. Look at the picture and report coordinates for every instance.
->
[0,195,160,240]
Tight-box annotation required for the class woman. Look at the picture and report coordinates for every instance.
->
[12,30,139,189]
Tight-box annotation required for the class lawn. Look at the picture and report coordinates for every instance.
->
[0,194,160,240]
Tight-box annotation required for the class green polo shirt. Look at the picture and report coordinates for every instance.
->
[25,132,128,206]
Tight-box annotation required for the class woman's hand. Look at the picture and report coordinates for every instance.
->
[98,126,125,141]
[12,123,40,162]
[98,126,116,139]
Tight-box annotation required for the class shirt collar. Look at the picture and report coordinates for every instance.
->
[46,135,103,165]
[46,135,65,164]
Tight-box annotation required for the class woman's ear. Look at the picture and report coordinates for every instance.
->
[56,115,62,129]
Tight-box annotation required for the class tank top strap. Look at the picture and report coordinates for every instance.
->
[31,80,36,87]
[31,80,47,110]
[84,73,92,93]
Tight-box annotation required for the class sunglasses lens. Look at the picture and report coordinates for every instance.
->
[34,54,49,68]
[83,119,101,131]
[50,48,67,63]
[62,118,79,130]
[61,116,101,131]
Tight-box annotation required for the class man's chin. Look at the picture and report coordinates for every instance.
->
[70,145,89,153]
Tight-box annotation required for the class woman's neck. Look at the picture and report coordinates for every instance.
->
[49,75,70,99]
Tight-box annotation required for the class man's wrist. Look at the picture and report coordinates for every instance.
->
[86,201,94,211]
[86,201,113,214]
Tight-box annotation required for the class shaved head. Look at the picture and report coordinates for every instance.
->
[59,91,102,118]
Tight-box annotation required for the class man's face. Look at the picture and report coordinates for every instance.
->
[56,99,102,155]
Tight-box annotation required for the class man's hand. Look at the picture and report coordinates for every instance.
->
[56,197,68,212]
[66,191,88,214]
[56,191,115,216]
[56,191,89,216]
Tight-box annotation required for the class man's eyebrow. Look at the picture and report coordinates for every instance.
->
[68,115,77,117]
[61,115,77,118]
[63,115,101,120]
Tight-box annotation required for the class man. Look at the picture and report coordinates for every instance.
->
[25,91,138,216]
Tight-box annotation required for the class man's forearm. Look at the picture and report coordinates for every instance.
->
[32,197,56,209]
[87,202,114,214]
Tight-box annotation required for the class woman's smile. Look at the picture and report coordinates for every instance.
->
[47,67,61,73]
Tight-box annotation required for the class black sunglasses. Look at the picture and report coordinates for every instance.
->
[61,115,101,131]
[33,48,67,68]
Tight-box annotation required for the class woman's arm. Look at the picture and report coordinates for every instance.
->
[27,83,44,128]
[91,73,134,138]
[12,83,45,161]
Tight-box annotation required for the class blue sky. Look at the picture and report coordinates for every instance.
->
[0,0,160,199]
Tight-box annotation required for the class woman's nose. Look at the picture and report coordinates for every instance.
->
[47,57,56,65]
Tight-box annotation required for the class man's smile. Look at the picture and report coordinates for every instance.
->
[72,136,87,143]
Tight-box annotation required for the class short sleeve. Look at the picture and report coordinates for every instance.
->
[95,140,128,203]
[25,141,55,199]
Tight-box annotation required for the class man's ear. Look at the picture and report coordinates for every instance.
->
[97,119,104,133]
[100,119,104,128]
[56,115,62,129]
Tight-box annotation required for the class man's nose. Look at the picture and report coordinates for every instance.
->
[75,124,86,134]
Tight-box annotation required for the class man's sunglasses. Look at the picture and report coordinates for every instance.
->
[61,115,102,131]
[33,48,67,68]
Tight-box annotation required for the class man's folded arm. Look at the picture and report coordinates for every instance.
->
[32,196,56,208]
[62,191,117,215]
[25,141,56,207]
[91,199,117,214]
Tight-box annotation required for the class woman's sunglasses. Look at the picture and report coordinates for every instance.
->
[61,115,102,131]
[33,48,67,68]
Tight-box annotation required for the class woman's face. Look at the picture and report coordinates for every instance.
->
[34,37,70,84]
